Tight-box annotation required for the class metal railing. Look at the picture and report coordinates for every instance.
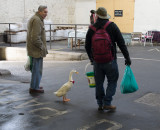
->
[0,23,89,49]
[0,23,16,46]
[45,24,89,49]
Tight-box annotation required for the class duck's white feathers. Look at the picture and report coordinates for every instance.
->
[54,81,73,97]
[54,69,78,97]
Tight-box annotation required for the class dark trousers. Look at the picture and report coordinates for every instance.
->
[94,60,119,106]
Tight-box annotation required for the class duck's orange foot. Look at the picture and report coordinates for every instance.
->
[63,98,70,102]
[63,96,70,102]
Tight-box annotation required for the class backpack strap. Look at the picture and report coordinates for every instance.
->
[89,25,96,32]
[90,21,112,31]
[103,21,112,29]
[93,14,96,23]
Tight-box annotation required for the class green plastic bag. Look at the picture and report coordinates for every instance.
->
[29,56,33,71]
[120,66,138,94]
[24,56,32,72]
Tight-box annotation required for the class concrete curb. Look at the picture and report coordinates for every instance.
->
[46,50,88,61]
[0,47,88,61]
[0,78,21,83]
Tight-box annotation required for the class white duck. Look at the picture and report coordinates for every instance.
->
[54,70,79,102]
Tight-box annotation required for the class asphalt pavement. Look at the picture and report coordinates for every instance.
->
[0,44,160,130]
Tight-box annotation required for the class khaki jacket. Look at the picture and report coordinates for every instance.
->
[26,12,48,58]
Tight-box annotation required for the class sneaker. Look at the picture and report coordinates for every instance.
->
[98,106,103,111]
[29,88,44,94]
[103,105,116,111]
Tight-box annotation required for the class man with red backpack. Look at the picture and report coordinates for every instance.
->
[85,7,131,111]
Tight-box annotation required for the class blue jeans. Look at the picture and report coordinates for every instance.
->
[30,57,43,90]
[94,60,119,106]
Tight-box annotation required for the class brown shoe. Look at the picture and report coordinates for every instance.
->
[39,86,43,89]
[103,105,116,111]
[29,88,44,94]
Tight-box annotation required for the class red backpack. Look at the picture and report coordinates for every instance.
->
[90,21,114,63]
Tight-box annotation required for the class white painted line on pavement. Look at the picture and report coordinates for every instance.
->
[118,57,160,62]
[148,49,155,51]
[148,48,160,52]
[50,48,64,51]
[156,48,160,52]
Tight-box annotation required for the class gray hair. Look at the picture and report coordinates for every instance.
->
[38,5,47,12]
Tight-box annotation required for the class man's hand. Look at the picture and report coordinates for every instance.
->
[90,59,94,65]
[125,57,131,66]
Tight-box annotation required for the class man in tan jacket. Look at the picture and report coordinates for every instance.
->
[26,5,48,93]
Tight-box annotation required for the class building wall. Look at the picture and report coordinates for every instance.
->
[0,0,76,24]
[75,0,96,24]
[134,0,160,33]
[96,0,135,33]
[0,0,25,23]
[1,0,160,34]
[0,0,96,33]
[0,0,96,24]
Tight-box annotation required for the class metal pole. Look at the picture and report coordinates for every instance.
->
[9,23,11,46]
[50,24,51,49]
[75,24,77,49]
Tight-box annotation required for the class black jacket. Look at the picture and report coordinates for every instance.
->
[85,18,130,62]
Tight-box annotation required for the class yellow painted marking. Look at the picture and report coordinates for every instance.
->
[14,99,48,109]
[0,90,11,96]
[0,96,28,105]
[135,93,160,107]
[77,119,122,130]
[29,107,68,120]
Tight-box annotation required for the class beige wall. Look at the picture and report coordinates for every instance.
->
[96,0,135,33]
